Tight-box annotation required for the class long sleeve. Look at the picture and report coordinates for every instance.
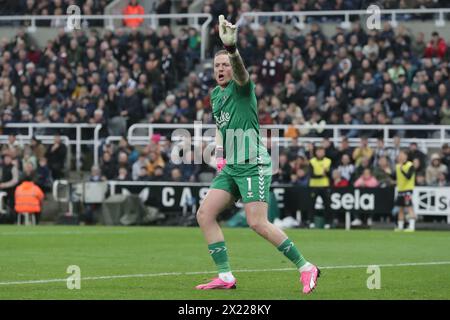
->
[401,165,415,180]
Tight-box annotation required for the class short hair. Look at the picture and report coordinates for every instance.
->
[214,50,229,58]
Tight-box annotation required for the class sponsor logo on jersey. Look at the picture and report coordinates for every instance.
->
[214,111,231,128]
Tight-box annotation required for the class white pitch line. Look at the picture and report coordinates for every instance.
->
[0,261,449,286]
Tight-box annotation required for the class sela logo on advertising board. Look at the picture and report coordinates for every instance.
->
[417,190,449,211]
[330,189,375,211]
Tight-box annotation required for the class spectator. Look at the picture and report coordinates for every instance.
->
[119,87,144,128]
[170,167,183,182]
[105,85,126,136]
[290,168,309,187]
[150,165,165,181]
[354,168,379,188]
[372,137,389,166]
[352,137,373,166]
[352,167,379,227]
[137,166,151,181]
[273,153,291,184]
[117,151,131,173]
[132,152,150,181]
[321,137,339,166]
[354,156,372,181]
[416,173,427,186]
[373,156,394,187]
[441,99,450,125]
[341,113,359,138]
[337,136,353,161]
[45,134,67,180]
[337,153,355,183]
[22,145,37,170]
[437,172,449,186]
[0,154,20,211]
[1,137,19,160]
[408,142,427,173]
[259,50,283,90]
[387,135,402,166]
[424,32,447,59]
[155,0,172,26]
[116,167,131,181]
[332,169,349,187]
[123,0,145,29]
[426,153,448,185]
[35,157,53,193]
[411,32,426,58]
[101,151,118,180]
[14,175,44,225]
[362,37,379,61]
[30,137,46,161]
[147,150,165,176]
[441,143,450,180]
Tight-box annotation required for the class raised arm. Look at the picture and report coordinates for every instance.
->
[218,15,249,86]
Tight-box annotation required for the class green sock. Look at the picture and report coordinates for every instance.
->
[208,241,231,273]
[277,238,307,269]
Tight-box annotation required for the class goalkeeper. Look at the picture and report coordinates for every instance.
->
[194,15,320,294]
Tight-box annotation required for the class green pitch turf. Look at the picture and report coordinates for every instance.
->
[0,225,449,300]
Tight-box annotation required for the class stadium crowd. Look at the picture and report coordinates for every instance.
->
[0,2,450,192]
[273,137,450,187]
[0,0,113,16]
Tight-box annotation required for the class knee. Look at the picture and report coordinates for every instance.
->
[196,207,214,226]
[247,219,268,234]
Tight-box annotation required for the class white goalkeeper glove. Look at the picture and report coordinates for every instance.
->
[218,15,237,53]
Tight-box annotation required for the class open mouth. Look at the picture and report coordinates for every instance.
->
[218,74,225,81]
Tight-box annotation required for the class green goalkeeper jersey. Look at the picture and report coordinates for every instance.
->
[211,79,272,177]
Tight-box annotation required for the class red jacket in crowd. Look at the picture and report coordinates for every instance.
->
[333,178,349,188]
[424,36,447,59]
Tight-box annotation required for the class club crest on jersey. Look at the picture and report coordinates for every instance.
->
[214,110,231,128]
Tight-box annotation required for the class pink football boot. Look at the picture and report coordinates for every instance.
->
[300,265,320,294]
[195,277,237,290]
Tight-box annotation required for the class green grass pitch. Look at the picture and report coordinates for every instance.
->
[0,225,449,300]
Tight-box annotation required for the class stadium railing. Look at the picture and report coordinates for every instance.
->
[0,134,71,173]
[0,13,213,61]
[127,123,450,144]
[4,123,102,172]
[4,123,449,172]
[240,8,450,29]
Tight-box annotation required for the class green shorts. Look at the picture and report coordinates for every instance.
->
[210,168,272,203]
